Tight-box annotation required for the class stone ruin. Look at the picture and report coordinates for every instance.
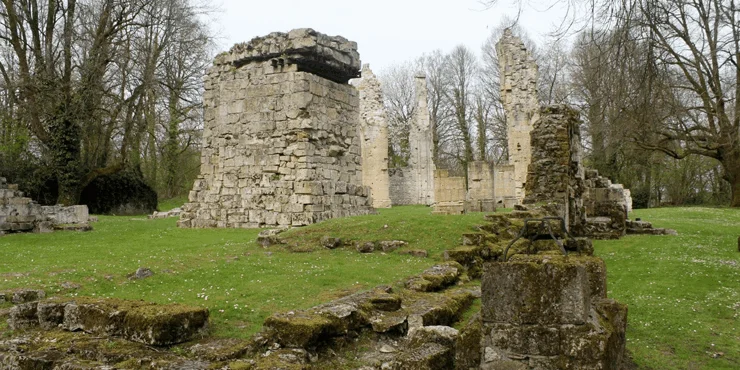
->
[495,29,539,207]
[357,64,392,208]
[178,29,375,228]
[388,74,436,206]
[432,161,497,215]
[432,169,467,214]
[0,177,91,236]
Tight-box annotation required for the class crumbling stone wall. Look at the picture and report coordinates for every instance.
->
[179,29,375,228]
[466,161,496,212]
[0,178,91,235]
[388,74,436,206]
[524,105,588,234]
[357,64,392,208]
[497,29,539,205]
[0,177,49,234]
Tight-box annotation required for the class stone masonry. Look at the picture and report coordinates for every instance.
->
[0,178,91,235]
[466,161,496,213]
[178,29,375,229]
[388,74,436,206]
[524,105,588,234]
[357,64,392,208]
[481,255,628,369]
[497,29,539,205]
[432,170,466,215]
[0,177,50,234]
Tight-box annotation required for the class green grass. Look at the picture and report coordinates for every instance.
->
[596,207,740,369]
[0,206,488,338]
[1,205,738,369]
[157,196,189,211]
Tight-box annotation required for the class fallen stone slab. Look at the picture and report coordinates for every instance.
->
[2,289,46,304]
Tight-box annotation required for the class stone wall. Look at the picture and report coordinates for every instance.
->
[388,74,436,206]
[0,177,92,235]
[466,161,496,212]
[583,169,632,239]
[493,164,517,208]
[0,177,49,234]
[524,105,588,234]
[179,29,375,229]
[432,170,465,215]
[356,64,391,208]
[497,29,539,205]
[480,255,627,369]
[41,205,89,225]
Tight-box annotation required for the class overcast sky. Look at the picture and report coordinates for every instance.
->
[212,0,568,73]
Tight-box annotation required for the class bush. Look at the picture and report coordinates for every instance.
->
[80,169,157,215]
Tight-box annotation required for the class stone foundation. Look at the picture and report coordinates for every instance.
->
[179,29,375,229]
[481,255,627,369]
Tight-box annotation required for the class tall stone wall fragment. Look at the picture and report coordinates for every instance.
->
[357,65,392,208]
[497,29,539,205]
[524,105,587,233]
[178,29,375,229]
[388,74,436,206]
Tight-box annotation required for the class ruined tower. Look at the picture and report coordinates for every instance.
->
[497,29,539,204]
[179,29,375,228]
[389,74,436,205]
[357,65,392,208]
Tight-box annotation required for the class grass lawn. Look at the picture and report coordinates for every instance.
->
[597,207,740,369]
[0,205,738,369]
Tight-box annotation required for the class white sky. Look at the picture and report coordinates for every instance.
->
[212,0,568,73]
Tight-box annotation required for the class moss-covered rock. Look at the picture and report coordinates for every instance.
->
[454,313,481,370]
[263,310,342,349]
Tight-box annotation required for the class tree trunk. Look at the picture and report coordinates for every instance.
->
[728,166,740,208]
[51,114,83,205]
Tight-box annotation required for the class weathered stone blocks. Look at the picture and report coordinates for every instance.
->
[480,255,627,369]
[8,298,209,346]
[179,29,375,229]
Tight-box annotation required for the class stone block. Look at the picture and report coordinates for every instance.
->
[481,256,590,325]
[8,302,39,330]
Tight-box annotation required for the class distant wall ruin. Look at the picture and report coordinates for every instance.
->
[179,29,375,229]
[432,170,466,215]
[523,105,638,238]
[357,65,392,208]
[466,161,496,212]
[1,177,91,235]
[497,29,539,205]
[388,74,436,206]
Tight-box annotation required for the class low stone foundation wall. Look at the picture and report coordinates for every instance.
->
[480,255,627,369]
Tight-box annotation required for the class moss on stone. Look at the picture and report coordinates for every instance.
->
[263,310,340,348]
